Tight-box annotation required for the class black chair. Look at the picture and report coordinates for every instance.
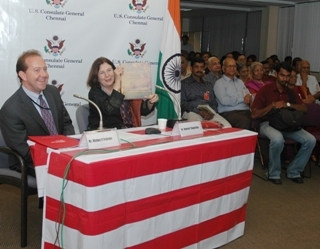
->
[0,129,38,247]
[252,119,300,178]
[76,104,89,133]
[302,103,320,173]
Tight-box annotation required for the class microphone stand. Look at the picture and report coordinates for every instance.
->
[73,94,103,131]
[155,85,185,128]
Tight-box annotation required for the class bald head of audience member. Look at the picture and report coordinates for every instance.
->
[207,56,221,76]
[222,58,237,79]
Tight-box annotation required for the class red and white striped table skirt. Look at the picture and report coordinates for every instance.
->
[39,129,257,249]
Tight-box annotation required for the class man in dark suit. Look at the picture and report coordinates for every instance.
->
[0,49,75,177]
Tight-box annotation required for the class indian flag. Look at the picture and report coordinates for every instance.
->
[156,0,181,119]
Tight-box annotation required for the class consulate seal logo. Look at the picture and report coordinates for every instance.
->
[44,36,66,56]
[129,0,148,14]
[46,0,67,9]
[127,39,146,59]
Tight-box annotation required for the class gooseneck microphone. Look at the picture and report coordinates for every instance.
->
[73,94,103,131]
[155,85,182,120]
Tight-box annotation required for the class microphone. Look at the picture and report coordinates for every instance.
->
[155,85,183,128]
[73,94,103,131]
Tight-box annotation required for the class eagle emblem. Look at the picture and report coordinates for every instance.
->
[44,36,66,56]
[129,0,148,13]
[127,39,146,59]
[46,0,67,8]
[51,80,64,93]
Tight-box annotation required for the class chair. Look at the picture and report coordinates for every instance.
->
[76,104,89,133]
[302,103,320,171]
[0,129,38,247]
[252,119,300,179]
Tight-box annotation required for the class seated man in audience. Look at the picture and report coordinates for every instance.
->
[214,58,252,129]
[267,57,276,76]
[181,57,231,128]
[0,49,75,177]
[288,69,315,104]
[203,56,222,87]
[296,60,320,100]
[251,62,316,184]
[261,60,276,84]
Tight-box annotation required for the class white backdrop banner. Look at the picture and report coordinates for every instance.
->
[0,0,168,133]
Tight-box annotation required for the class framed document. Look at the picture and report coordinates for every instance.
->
[121,62,152,100]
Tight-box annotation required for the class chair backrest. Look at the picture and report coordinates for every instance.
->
[76,104,90,134]
[303,103,320,127]
[0,129,10,168]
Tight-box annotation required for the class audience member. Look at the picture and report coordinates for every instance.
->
[296,60,320,100]
[0,49,75,177]
[231,51,241,60]
[181,51,191,80]
[214,58,252,129]
[220,55,227,68]
[261,60,276,85]
[284,56,292,66]
[203,56,222,87]
[251,62,315,184]
[201,51,211,74]
[189,51,196,61]
[246,62,271,96]
[267,57,276,76]
[247,54,257,67]
[237,62,250,84]
[86,57,158,130]
[236,54,247,65]
[292,57,302,72]
[181,57,231,127]
[287,69,315,104]
[225,53,234,59]
[181,35,194,53]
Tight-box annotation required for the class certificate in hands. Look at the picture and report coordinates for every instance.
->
[121,62,152,100]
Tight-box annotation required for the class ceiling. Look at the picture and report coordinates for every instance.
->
[181,0,319,12]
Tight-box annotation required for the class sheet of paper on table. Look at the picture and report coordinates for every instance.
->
[121,62,152,99]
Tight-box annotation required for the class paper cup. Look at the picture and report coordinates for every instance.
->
[158,118,167,130]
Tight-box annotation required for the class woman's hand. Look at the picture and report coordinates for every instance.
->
[113,65,124,91]
[146,93,159,109]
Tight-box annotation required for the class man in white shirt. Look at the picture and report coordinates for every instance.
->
[296,60,320,100]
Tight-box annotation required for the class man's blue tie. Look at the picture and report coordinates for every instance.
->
[39,95,58,135]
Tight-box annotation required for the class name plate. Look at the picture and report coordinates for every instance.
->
[79,129,120,149]
[171,121,203,137]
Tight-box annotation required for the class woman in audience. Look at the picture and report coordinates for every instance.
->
[246,54,257,67]
[201,51,211,74]
[237,62,250,84]
[245,62,271,96]
[287,69,315,104]
[86,57,158,130]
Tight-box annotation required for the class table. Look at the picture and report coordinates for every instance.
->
[31,127,257,249]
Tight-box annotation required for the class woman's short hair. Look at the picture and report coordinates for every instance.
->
[250,61,263,74]
[87,57,116,88]
[236,62,247,72]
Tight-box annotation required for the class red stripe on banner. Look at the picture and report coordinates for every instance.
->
[45,171,252,236]
[127,205,247,249]
[44,242,61,249]
[47,134,256,187]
